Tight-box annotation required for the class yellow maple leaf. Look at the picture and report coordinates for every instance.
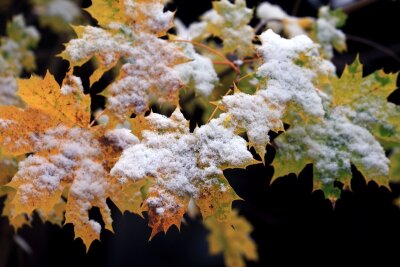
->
[17,71,91,127]
[205,211,258,267]
[203,0,255,58]
[142,187,189,239]
[86,0,174,36]
[85,0,126,28]
[111,109,256,238]
[0,106,61,155]
[1,72,141,250]
[0,150,21,185]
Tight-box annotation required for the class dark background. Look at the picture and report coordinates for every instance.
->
[1,0,400,267]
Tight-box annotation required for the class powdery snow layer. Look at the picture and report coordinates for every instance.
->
[111,109,254,200]
[316,6,346,59]
[275,110,389,184]
[124,0,173,35]
[173,25,218,96]
[0,76,20,105]
[64,26,187,117]
[257,29,335,117]
[221,90,283,156]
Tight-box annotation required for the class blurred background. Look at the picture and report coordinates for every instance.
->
[1,0,400,266]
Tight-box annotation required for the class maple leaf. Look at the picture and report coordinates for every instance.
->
[86,0,174,37]
[313,6,347,59]
[1,15,40,75]
[390,148,400,182]
[202,0,255,58]
[273,110,389,201]
[31,0,82,33]
[256,4,346,59]
[0,72,139,250]
[268,48,395,201]
[220,89,284,159]
[111,109,256,237]
[17,71,91,127]
[0,15,39,106]
[331,57,400,147]
[256,2,313,39]
[217,30,333,159]
[0,150,20,186]
[257,30,334,120]
[61,0,188,120]
[205,211,258,267]
[171,32,219,97]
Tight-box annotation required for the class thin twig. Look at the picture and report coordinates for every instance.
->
[237,72,255,83]
[254,19,284,35]
[346,34,400,65]
[207,89,232,123]
[341,0,378,14]
[213,60,234,65]
[254,20,267,34]
[171,39,240,74]
[292,0,302,16]
[89,109,106,127]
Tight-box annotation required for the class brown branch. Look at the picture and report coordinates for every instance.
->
[346,34,400,65]
[292,0,302,16]
[341,0,379,14]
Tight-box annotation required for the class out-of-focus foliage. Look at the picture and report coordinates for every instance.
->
[1,1,400,267]
[30,0,83,33]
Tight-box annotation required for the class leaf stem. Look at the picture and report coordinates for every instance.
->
[171,39,240,74]
[89,109,106,127]
[207,88,232,123]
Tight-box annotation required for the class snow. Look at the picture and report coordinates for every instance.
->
[104,128,139,149]
[173,25,218,96]
[64,26,132,65]
[256,2,307,37]
[174,19,207,41]
[89,220,102,234]
[61,75,83,95]
[0,118,15,127]
[125,0,173,34]
[46,0,80,22]
[275,110,389,182]
[107,33,186,117]
[257,30,333,117]
[221,90,284,154]
[111,110,254,203]
[64,25,187,118]
[11,126,108,213]
[194,113,255,167]
[315,6,346,59]
[256,2,287,21]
